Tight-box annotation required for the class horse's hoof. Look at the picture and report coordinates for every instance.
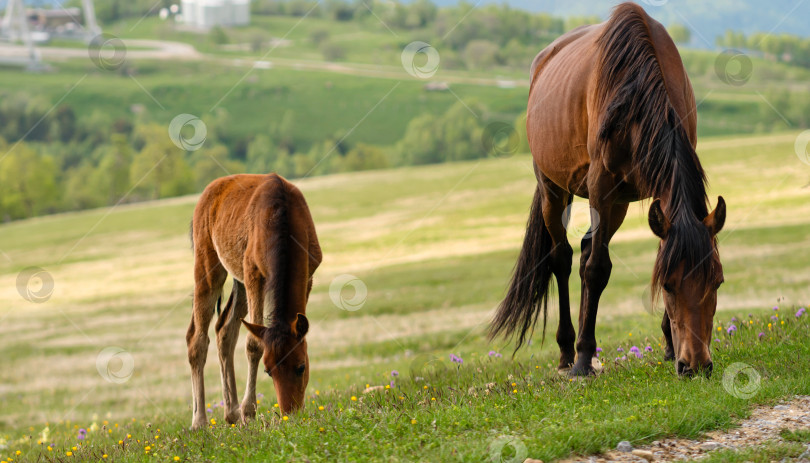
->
[569,362,595,377]
[663,352,676,361]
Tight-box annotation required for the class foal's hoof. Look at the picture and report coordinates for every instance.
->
[190,417,207,431]
[664,351,676,361]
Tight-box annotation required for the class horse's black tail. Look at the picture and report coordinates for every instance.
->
[488,184,555,352]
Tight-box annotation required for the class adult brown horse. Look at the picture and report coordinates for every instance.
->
[490,2,725,378]
[187,173,321,430]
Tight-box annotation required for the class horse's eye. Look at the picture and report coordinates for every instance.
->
[265,369,272,378]
[295,364,306,377]
[662,283,674,293]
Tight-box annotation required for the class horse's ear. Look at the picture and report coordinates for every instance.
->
[292,313,309,339]
[241,319,267,340]
[648,199,670,239]
[704,196,726,236]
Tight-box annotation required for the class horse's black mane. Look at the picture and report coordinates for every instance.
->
[596,3,717,293]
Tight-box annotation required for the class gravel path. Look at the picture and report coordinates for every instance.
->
[559,395,810,462]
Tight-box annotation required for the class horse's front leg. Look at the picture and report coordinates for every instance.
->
[661,311,676,361]
[571,201,628,376]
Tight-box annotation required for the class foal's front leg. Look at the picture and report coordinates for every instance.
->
[215,279,247,424]
[661,311,676,361]
[240,272,265,423]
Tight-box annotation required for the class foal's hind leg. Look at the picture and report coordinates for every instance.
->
[215,279,247,424]
[538,178,576,371]
[187,252,227,430]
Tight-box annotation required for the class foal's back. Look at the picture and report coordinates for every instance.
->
[192,174,312,283]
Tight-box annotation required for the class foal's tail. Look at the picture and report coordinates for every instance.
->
[488,184,554,352]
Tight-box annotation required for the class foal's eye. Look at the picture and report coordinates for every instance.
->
[295,364,306,377]
[662,283,674,293]
[265,369,272,378]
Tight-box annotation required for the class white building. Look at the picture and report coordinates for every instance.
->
[180,0,250,28]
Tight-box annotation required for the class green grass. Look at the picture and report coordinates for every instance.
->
[2,309,808,462]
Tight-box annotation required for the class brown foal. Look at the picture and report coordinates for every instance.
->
[187,173,321,430]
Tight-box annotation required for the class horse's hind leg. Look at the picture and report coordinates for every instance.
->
[187,250,227,430]
[538,178,576,370]
[215,279,247,424]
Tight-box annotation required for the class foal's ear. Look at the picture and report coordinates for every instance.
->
[703,196,726,236]
[291,313,309,339]
[648,199,670,239]
[241,319,267,340]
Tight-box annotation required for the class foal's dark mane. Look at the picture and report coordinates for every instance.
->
[263,174,294,351]
[596,3,718,294]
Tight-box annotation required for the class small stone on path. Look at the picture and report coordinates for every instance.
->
[698,441,722,452]
[617,441,633,452]
[631,449,654,461]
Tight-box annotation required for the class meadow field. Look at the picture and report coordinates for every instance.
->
[0,130,809,461]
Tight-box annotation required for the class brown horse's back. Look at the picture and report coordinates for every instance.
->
[527,3,696,199]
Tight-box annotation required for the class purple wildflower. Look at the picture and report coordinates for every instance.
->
[727,324,737,335]
[714,338,721,343]
[758,332,765,339]
[629,346,640,354]
[796,308,806,318]
[449,354,463,364]
[257,393,264,399]
[488,351,502,358]
[773,306,779,311]
[77,429,87,440]
[620,355,627,361]
[748,313,753,318]
[391,370,399,377]
[634,352,643,359]
[390,380,395,388]
[644,345,653,352]
[771,315,779,321]
[206,408,213,414]
[595,347,602,358]
[617,347,624,353]
[731,317,737,322]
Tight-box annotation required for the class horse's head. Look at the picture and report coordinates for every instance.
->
[242,313,309,414]
[648,196,726,378]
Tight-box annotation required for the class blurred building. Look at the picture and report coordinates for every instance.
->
[179,0,250,28]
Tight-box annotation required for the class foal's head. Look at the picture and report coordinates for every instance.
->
[242,313,309,414]
[648,197,726,378]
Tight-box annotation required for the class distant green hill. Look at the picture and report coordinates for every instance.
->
[426,0,810,45]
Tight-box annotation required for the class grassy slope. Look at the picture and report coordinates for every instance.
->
[0,131,809,461]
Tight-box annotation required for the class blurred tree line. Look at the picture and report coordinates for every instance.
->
[718,31,810,69]
[0,91,523,222]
